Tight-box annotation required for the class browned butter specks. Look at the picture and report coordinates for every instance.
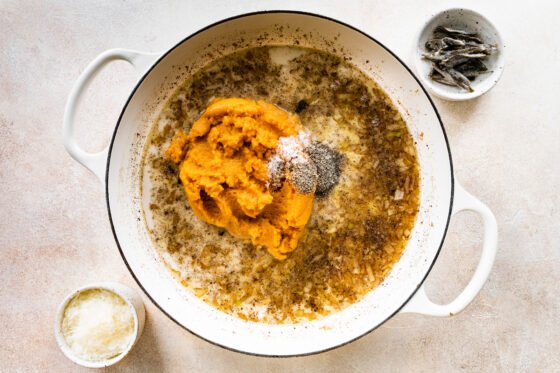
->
[142,46,420,323]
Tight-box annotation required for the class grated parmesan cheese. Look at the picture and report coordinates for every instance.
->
[60,289,135,362]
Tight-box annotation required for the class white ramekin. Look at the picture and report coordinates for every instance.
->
[414,8,505,101]
[54,282,146,368]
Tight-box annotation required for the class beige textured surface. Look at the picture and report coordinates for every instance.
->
[1,0,559,372]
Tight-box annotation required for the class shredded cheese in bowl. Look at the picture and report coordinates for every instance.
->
[60,289,135,362]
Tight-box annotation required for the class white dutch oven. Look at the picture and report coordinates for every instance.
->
[63,12,497,357]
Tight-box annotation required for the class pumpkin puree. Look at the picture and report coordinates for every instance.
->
[166,98,314,260]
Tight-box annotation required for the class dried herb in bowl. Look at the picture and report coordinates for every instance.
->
[423,26,498,92]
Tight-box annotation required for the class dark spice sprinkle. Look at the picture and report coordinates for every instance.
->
[306,142,343,196]
[295,99,309,113]
[267,156,285,191]
[289,161,318,194]
[165,164,176,175]
[268,139,343,197]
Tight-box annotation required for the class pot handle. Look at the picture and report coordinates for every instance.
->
[400,182,498,316]
[63,48,161,183]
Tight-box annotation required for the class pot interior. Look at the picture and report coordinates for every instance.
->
[106,12,453,356]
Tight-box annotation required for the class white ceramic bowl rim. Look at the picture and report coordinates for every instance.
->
[54,282,141,368]
[102,10,454,357]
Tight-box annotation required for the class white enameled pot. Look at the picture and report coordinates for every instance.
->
[63,11,497,357]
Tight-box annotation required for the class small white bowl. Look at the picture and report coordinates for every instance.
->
[414,8,505,101]
[54,282,146,368]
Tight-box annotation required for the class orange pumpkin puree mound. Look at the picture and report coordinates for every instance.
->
[165,98,314,260]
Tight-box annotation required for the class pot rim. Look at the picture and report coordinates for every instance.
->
[104,10,455,357]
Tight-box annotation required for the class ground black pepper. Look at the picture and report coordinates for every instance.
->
[306,142,343,196]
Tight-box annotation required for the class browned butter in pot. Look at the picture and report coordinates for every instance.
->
[142,46,420,323]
